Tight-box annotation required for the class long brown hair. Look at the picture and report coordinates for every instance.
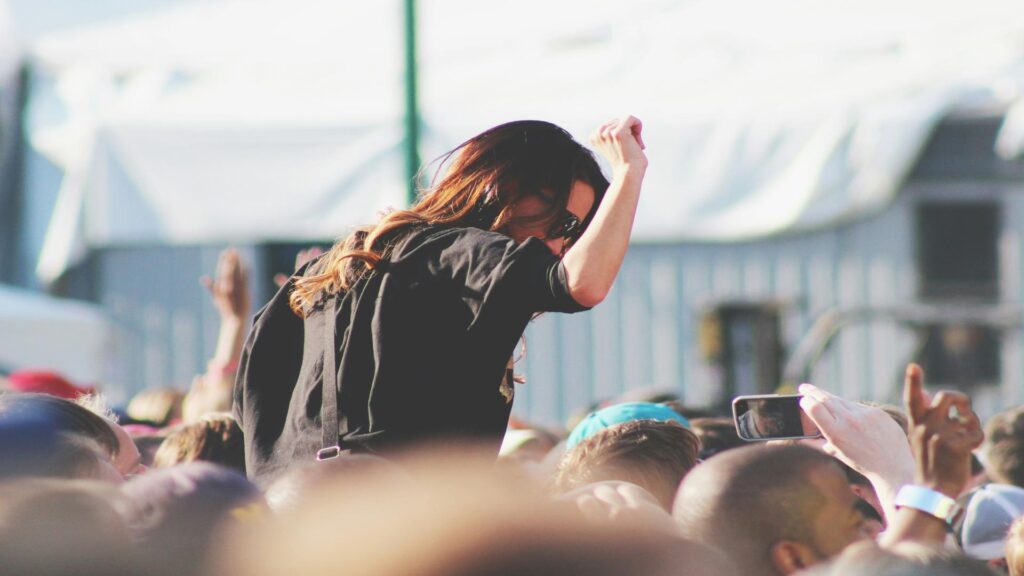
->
[290,120,608,316]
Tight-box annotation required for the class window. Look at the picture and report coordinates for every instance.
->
[916,202,999,300]
[699,303,783,400]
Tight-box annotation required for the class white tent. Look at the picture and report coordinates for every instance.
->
[0,284,110,383]
[21,0,1024,281]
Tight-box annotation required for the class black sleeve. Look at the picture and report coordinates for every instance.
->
[411,227,590,317]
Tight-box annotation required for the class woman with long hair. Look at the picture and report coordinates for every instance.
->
[235,116,647,485]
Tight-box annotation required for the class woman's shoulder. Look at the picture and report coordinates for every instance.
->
[392,225,514,261]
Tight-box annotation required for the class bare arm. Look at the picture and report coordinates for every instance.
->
[203,248,251,370]
[561,116,648,307]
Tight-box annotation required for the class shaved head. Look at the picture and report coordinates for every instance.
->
[673,444,863,576]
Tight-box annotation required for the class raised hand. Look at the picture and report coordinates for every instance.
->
[589,116,648,177]
[879,364,986,546]
[903,363,984,498]
[200,248,251,321]
[798,383,914,523]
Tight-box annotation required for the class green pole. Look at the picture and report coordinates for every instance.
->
[403,0,421,207]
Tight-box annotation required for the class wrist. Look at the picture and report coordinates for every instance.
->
[611,165,646,186]
[894,484,962,525]
[220,314,245,327]
[866,466,914,496]
[922,480,963,500]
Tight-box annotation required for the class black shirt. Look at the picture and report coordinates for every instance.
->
[234,226,588,486]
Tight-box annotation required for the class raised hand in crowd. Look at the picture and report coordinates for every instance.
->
[880,363,985,547]
[798,383,914,525]
[200,247,251,323]
[183,248,252,422]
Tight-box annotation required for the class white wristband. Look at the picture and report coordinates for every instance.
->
[894,485,962,525]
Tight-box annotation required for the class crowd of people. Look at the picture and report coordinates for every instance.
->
[2,117,1022,575]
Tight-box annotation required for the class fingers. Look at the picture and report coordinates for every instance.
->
[799,394,837,425]
[930,392,985,451]
[591,116,644,148]
[903,363,926,425]
[799,383,844,421]
[626,116,645,149]
[927,391,968,423]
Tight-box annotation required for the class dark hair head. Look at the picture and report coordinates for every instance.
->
[289,120,608,315]
[0,393,119,459]
[119,463,263,575]
[553,419,701,510]
[689,416,746,460]
[0,408,115,481]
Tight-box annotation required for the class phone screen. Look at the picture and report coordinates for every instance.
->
[732,395,820,441]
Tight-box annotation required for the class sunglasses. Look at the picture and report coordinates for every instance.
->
[547,211,583,245]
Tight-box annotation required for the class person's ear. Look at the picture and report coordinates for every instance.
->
[770,540,818,575]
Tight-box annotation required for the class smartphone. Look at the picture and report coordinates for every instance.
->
[732,394,821,441]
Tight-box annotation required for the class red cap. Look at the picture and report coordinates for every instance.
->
[7,370,96,400]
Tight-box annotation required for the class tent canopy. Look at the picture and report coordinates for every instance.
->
[19,0,1024,281]
[0,284,110,383]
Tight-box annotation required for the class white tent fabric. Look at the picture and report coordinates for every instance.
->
[0,284,110,383]
[21,0,1024,282]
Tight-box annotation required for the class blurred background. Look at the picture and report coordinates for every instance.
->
[2,0,1024,425]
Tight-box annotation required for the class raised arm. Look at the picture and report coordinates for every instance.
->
[185,248,252,422]
[203,248,251,372]
[798,384,915,526]
[879,363,984,547]
[561,116,647,307]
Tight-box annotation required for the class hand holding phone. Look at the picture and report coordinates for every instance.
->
[732,395,821,441]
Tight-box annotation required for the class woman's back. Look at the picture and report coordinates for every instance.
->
[237,226,586,486]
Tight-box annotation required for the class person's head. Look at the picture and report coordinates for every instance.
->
[566,401,692,451]
[674,444,868,576]
[985,406,1024,487]
[689,416,746,460]
[804,540,997,576]
[553,419,701,510]
[118,462,263,576]
[0,409,121,482]
[0,479,140,576]
[126,388,184,427]
[0,392,120,464]
[1007,516,1024,576]
[289,120,608,315]
[953,483,1024,570]
[219,448,736,576]
[152,412,245,474]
